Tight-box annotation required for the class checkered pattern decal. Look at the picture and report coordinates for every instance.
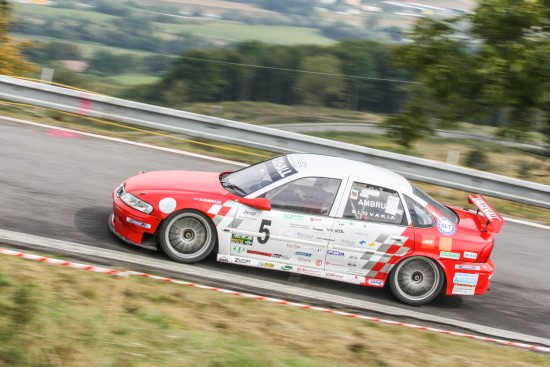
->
[360,233,410,278]
[207,201,236,225]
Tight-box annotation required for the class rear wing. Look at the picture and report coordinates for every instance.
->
[468,194,504,233]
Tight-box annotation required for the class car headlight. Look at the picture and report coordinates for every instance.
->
[120,192,153,214]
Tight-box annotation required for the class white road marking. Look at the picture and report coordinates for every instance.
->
[503,216,550,230]
[0,115,247,166]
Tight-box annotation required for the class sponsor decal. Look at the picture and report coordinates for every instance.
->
[281,265,293,271]
[437,217,457,236]
[453,272,479,286]
[310,217,323,222]
[287,155,308,168]
[350,189,359,200]
[159,198,177,214]
[360,240,376,247]
[271,156,298,178]
[347,261,358,267]
[231,234,253,246]
[326,261,344,268]
[232,246,247,254]
[247,250,272,257]
[218,256,229,263]
[297,267,322,276]
[312,227,324,232]
[234,258,251,264]
[258,262,275,268]
[315,260,323,267]
[326,272,345,280]
[126,217,151,229]
[273,254,290,260]
[242,209,257,216]
[297,258,312,263]
[470,196,500,221]
[348,254,358,260]
[327,228,344,234]
[296,232,314,240]
[341,240,355,247]
[455,264,481,271]
[439,237,453,252]
[284,213,304,221]
[327,250,345,257]
[452,285,475,295]
[440,251,460,260]
[421,235,435,249]
[196,198,222,205]
[295,251,312,257]
[367,279,385,287]
[463,251,477,260]
[290,223,310,230]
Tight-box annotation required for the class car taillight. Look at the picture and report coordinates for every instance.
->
[477,240,494,263]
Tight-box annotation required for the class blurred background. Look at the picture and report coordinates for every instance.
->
[2,0,549,184]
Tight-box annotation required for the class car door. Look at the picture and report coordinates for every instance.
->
[228,176,342,270]
[326,178,413,285]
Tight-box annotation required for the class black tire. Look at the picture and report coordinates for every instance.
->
[158,210,217,263]
[389,256,444,306]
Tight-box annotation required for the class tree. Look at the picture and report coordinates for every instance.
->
[0,2,35,76]
[390,0,550,147]
[293,55,346,107]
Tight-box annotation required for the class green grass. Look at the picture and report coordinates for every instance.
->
[156,21,336,45]
[12,34,157,58]
[106,74,161,86]
[1,254,549,367]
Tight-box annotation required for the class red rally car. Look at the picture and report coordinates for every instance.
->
[109,154,503,305]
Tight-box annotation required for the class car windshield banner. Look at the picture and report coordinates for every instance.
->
[268,156,298,181]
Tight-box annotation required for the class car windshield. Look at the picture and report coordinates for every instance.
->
[412,184,459,224]
[221,156,299,197]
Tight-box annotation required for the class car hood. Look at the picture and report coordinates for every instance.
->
[124,170,223,194]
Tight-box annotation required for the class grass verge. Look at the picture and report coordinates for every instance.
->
[1,254,549,367]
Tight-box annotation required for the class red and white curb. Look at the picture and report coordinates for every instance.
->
[1,247,549,354]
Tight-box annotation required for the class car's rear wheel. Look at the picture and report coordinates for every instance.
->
[159,210,217,263]
[389,256,444,306]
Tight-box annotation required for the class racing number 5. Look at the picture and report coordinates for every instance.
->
[257,219,271,244]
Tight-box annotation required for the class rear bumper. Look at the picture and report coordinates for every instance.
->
[442,258,494,296]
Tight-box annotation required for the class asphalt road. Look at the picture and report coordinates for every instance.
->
[1,118,549,340]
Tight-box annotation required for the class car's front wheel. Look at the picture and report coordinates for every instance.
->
[159,210,217,263]
[389,256,444,306]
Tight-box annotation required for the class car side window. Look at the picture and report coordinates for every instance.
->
[260,177,341,215]
[404,195,435,228]
[343,182,405,225]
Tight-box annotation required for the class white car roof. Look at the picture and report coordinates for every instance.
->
[286,154,414,195]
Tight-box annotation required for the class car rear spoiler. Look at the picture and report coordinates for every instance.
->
[468,194,504,233]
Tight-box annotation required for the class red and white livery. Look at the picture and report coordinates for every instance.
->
[109,154,503,305]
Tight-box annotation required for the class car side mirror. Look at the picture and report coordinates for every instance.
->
[238,197,271,211]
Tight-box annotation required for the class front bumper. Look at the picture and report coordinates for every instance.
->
[443,258,494,296]
[110,196,161,250]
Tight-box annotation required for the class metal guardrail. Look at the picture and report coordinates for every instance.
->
[1,75,549,209]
